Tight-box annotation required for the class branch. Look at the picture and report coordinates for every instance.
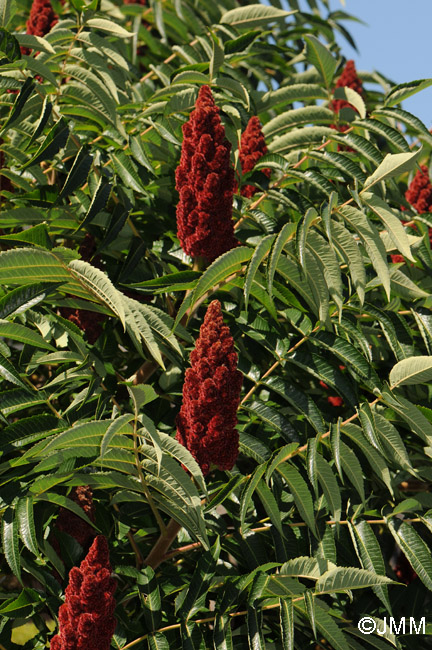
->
[143,518,182,570]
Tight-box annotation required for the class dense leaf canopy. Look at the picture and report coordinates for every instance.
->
[1,0,432,648]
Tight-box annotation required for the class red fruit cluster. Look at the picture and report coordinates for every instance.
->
[391,167,432,263]
[176,300,243,475]
[175,85,237,263]
[331,60,363,113]
[50,536,117,650]
[330,60,364,151]
[27,0,58,35]
[55,486,96,550]
[59,235,106,344]
[21,0,58,55]
[238,116,271,198]
[405,165,432,214]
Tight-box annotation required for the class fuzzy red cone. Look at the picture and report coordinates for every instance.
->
[50,536,117,650]
[331,60,364,113]
[21,0,58,55]
[390,170,432,262]
[330,60,364,151]
[176,300,243,475]
[175,85,237,263]
[59,235,106,343]
[238,116,271,198]
[405,165,432,214]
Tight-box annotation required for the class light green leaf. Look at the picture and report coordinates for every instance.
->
[338,205,390,300]
[342,423,393,495]
[387,518,432,591]
[382,387,432,445]
[330,221,366,304]
[280,599,294,650]
[333,86,366,118]
[263,106,334,137]
[123,298,164,367]
[213,614,233,650]
[372,411,414,473]
[244,234,275,310]
[390,267,430,300]
[0,352,28,389]
[255,479,284,536]
[354,117,410,152]
[315,567,394,594]
[304,34,337,89]
[389,356,432,388]
[240,464,267,534]
[140,426,207,495]
[304,590,317,640]
[209,32,224,81]
[112,151,147,195]
[315,454,341,522]
[339,441,365,502]
[100,413,135,460]
[260,84,328,110]
[349,520,391,612]
[244,400,297,440]
[15,497,38,557]
[0,0,14,27]
[15,33,55,54]
[148,633,170,650]
[269,126,335,153]
[362,191,414,261]
[307,231,343,312]
[69,259,125,328]
[0,248,70,285]
[362,148,422,191]
[175,247,252,326]
[267,223,296,297]
[277,463,317,537]
[220,4,293,29]
[2,508,21,580]
[296,207,318,268]
[385,78,432,107]
[247,606,265,650]
[373,107,432,143]
[0,320,55,351]
[86,18,134,37]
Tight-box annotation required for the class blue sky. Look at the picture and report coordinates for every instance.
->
[327,0,432,127]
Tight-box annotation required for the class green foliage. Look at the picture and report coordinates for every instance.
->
[1,1,432,649]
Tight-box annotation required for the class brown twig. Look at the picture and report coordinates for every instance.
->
[119,592,348,649]
[163,517,421,561]
[143,518,182,570]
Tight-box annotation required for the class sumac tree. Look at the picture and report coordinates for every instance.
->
[0,1,432,648]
